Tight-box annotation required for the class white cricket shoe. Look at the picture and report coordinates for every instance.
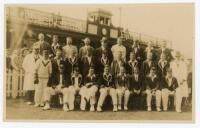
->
[43,104,50,110]
[26,101,32,105]
[176,109,182,113]
[90,105,95,112]
[163,107,168,111]
[156,107,161,112]
[97,106,102,112]
[34,103,40,107]
[147,107,152,112]
[113,105,118,112]
[118,105,122,110]
[124,106,128,111]
[63,104,69,112]
[40,103,44,107]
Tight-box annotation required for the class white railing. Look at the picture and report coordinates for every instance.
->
[6,7,87,33]
[6,69,25,98]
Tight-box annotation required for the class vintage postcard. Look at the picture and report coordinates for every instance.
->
[4,3,194,122]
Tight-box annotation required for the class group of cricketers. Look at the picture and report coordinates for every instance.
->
[20,33,190,113]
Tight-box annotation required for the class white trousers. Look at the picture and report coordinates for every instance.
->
[161,89,175,110]
[79,85,98,109]
[97,87,117,107]
[67,86,80,110]
[44,86,68,105]
[146,89,161,108]
[34,78,48,105]
[175,87,184,112]
[11,70,19,98]
[116,87,130,107]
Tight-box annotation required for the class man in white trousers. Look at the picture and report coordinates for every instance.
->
[161,68,178,111]
[34,50,52,107]
[97,65,118,112]
[43,49,68,111]
[67,67,83,111]
[144,67,162,112]
[115,66,129,111]
[170,51,188,113]
[79,66,98,111]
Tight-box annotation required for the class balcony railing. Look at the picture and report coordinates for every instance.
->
[6,7,87,33]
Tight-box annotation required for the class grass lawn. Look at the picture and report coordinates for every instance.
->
[5,99,193,122]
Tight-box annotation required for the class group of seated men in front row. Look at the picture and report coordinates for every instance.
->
[21,33,189,113]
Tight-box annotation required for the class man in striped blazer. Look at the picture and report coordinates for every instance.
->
[97,65,118,112]
[79,66,98,111]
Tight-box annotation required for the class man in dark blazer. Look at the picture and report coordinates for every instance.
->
[79,66,98,111]
[161,68,178,111]
[80,48,95,82]
[157,41,173,62]
[130,40,145,67]
[157,53,170,78]
[65,49,80,77]
[144,67,161,112]
[128,67,143,109]
[97,65,118,112]
[142,52,158,77]
[110,52,126,78]
[95,37,113,65]
[50,35,62,59]
[95,50,111,75]
[126,52,139,75]
[43,49,67,111]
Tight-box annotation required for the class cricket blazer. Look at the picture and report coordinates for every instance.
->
[98,73,115,88]
[115,74,129,88]
[161,76,178,91]
[71,74,83,87]
[65,57,80,75]
[48,58,65,87]
[126,60,139,75]
[157,60,170,78]
[128,74,143,91]
[141,60,158,77]
[84,74,98,87]
[144,75,161,90]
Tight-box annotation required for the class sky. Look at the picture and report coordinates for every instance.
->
[21,4,194,58]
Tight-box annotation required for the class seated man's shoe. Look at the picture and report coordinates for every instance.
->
[156,107,161,112]
[147,106,152,112]
[34,103,40,107]
[63,104,69,112]
[118,105,122,110]
[90,105,95,112]
[113,105,118,112]
[26,101,32,105]
[124,106,128,111]
[97,106,102,112]
[43,104,50,110]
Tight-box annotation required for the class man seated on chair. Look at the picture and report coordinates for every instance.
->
[42,49,67,111]
[97,65,118,112]
[66,67,83,111]
[144,67,162,112]
[128,67,143,110]
[115,66,129,111]
[161,68,178,111]
[79,66,98,111]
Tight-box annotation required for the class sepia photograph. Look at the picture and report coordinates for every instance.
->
[4,3,194,122]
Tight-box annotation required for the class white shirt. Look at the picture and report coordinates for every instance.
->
[87,57,92,65]
[74,77,79,87]
[111,44,126,61]
[63,45,78,58]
